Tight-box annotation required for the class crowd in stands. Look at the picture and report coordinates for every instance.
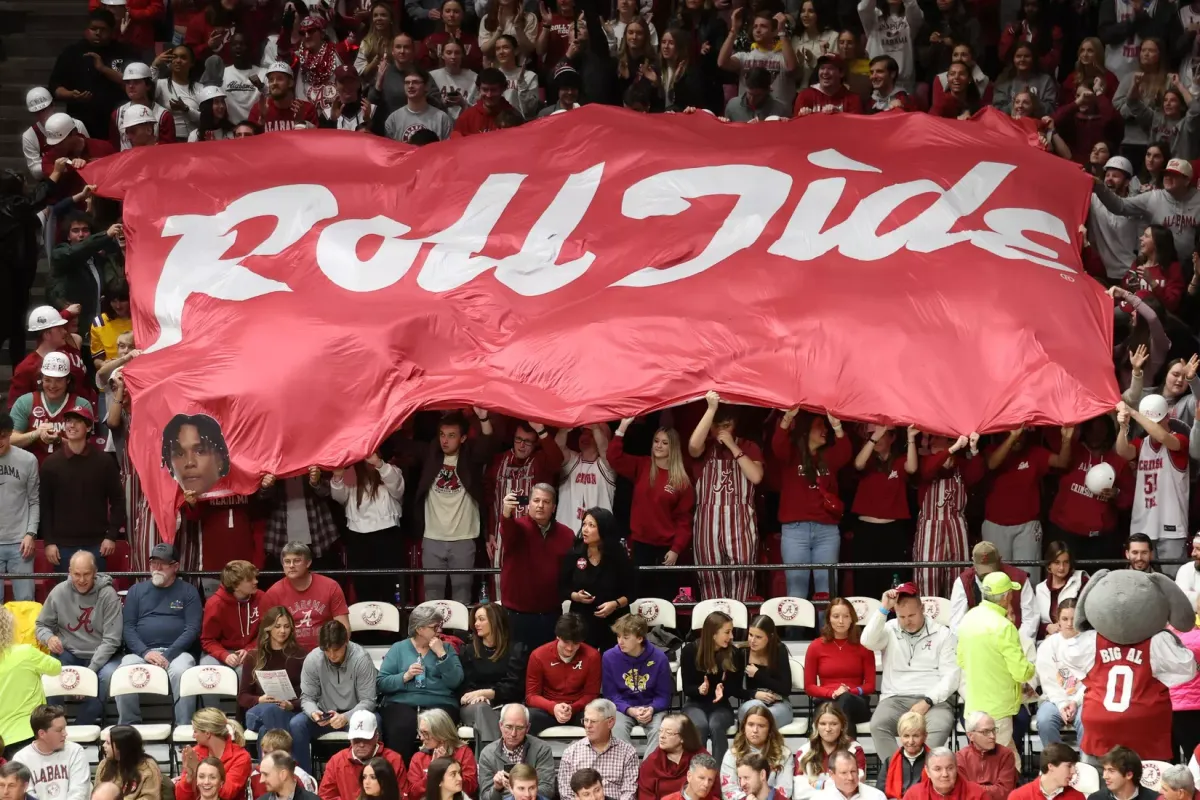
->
[16,0,1200,796]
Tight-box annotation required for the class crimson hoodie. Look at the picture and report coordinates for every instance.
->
[201,585,263,662]
[451,98,514,137]
[793,84,863,116]
[318,743,405,800]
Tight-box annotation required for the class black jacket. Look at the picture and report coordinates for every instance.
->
[49,39,140,138]
[459,638,528,704]
[679,640,743,709]
[256,784,321,800]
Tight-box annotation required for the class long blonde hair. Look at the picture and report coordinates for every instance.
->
[191,708,245,747]
[617,19,657,80]
[359,0,396,63]
[731,705,787,772]
[649,427,691,491]
[799,704,853,776]
[0,607,15,654]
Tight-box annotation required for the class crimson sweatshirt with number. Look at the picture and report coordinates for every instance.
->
[524,640,601,713]
[770,426,851,524]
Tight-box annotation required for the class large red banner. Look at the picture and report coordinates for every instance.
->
[86,106,1115,539]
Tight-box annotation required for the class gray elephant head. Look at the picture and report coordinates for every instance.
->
[1075,568,1196,645]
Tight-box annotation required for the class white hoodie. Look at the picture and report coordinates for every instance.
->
[13,741,91,800]
[860,607,960,703]
[1035,632,1086,710]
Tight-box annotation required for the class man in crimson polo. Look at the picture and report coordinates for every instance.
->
[499,484,573,651]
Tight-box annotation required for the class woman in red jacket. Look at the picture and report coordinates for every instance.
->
[1123,224,1185,313]
[771,409,850,604]
[176,708,252,800]
[610,417,696,602]
[998,0,1061,74]
[638,714,708,800]
[850,425,915,600]
[1061,37,1118,104]
[802,598,876,726]
[400,709,478,800]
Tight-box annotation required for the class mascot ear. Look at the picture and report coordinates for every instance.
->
[1149,572,1197,632]
[1074,568,1108,632]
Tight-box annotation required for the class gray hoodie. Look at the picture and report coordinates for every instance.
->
[1093,182,1200,265]
[300,641,378,716]
[35,573,123,671]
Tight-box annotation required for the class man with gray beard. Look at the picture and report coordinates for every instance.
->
[115,542,202,725]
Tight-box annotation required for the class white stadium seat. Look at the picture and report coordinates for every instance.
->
[42,667,101,745]
[348,601,401,634]
[415,599,471,631]
[692,598,748,630]
[632,598,677,629]
[760,597,817,629]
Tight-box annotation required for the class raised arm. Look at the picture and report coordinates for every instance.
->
[689,391,721,457]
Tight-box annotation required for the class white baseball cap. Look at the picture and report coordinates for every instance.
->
[120,104,156,131]
[197,85,227,104]
[123,62,152,81]
[43,113,77,146]
[1139,393,1169,423]
[348,710,378,740]
[41,352,71,378]
[26,87,52,113]
[102,0,127,5]
[265,61,294,78]
[27,305,68,333]
[1104,156,1134,177]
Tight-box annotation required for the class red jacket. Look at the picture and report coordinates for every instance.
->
[998,21,1063,74]
[200,585,263,662]
[607,434,696,552]
[771,426,851,525]
[1061,70,1118,103]
[88,0,164,51]
[175,740,252,800]
[1006,779,1085,800]
[1123,260,1185,313]
[400,746,477,800]
[498,514,575,614]
[955,746,1016,800]
[638,748,707,800]
[451,99,515,136]
[903,777,987,800]
[793,85,863,116]
[318,744,405,800]
[525,640,601,713]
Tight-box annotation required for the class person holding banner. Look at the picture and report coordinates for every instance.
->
[688,392,764,602]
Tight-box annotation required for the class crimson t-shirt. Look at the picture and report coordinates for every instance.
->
[983,444,1052,525]
[1049,449,1128,536]
[850,455,910,519]
[261,573,349,651]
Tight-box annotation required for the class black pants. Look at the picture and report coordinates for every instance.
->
[630,540,680,602]
[344,526,403,603]
[529,707,583,735]
[849,518,913,601]
[1175,709,1200,762]
[510,610,559,654]
[831,691,872,726]
[1047,524,1123,569]
[382,702,459,764]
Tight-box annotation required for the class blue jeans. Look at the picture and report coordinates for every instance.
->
[1037,700,1083,746]
[115,650,196,725]
[54,546,105,574]
[0,542,34,601]
[781,521,840,599]
[51,650,119,727]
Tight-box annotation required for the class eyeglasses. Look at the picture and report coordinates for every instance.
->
[501,724,527,732]
[974,728,997,737]
[514,437,537,446]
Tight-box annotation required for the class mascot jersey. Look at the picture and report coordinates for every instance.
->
[1066,629,1196,759]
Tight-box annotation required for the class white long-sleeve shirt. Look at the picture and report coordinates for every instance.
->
[21,118,89,179]
[861,607,961,704]
[14,741,91,800]
[1177,561,1200,606]
[1035,632,1087,710]
[948,574,1039,643]
[330,462,405,533]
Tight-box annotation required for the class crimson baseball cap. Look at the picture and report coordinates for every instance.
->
[63,405,95,424]
[894,582,920,598]
[816,53,845,71]
[334,64,358,82]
